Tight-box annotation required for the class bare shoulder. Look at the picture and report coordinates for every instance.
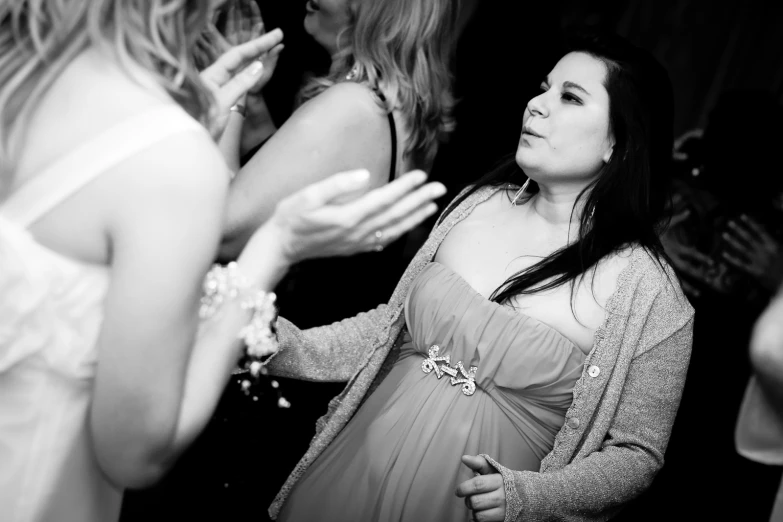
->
[289,82,387,135]
[18,48,190,181]
[108,128,227,209]
[254,81,392,186]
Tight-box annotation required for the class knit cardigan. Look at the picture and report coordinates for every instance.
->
[267,185,695,521]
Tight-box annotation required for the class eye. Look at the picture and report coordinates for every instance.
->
[539,82,549,92]
[562,92,582,104]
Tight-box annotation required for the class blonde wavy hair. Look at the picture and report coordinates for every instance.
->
[0,0,215,195]
[299,0,458,167]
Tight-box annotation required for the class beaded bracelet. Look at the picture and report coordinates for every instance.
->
[200,262,288,405]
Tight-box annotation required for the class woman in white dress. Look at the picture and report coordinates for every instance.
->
[0,2,445,521]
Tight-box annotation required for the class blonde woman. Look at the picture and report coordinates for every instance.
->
[0,2,445,521]
[221,0,456,266]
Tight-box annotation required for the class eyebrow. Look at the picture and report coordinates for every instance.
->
[544,77,592,97]
[563,81,591,96]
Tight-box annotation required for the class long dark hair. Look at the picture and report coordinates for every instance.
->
[442,30,675,304]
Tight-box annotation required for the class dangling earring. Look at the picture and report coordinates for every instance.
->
[511,178,532,206]
[345,63,360,81]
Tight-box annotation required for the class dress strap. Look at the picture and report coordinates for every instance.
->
[0,105,208,227]
[372,87,398,182]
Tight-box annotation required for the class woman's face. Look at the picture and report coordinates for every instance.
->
[304,0,352,56]
[516,52,615,185]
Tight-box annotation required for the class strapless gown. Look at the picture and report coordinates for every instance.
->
[278,262,587,522]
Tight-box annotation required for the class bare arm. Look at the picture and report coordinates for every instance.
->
[750,287,783,413]
[90,130,276,489]
[221,82,393,259]
[90,139,443,488]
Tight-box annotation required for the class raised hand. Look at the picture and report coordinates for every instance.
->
[722,215,783,293]
[455,455,506,522]
[199,29,284,133]
[246,169,446,268]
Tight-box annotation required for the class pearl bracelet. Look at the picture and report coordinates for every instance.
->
[200,262,281,395]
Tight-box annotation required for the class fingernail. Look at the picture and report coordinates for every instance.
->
[248,60,264,76]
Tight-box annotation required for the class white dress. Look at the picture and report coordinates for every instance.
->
[0,106,210,522]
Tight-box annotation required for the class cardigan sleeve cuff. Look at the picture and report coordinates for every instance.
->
[479,454,524,522]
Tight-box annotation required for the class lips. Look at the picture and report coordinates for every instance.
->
[522,126,543,139]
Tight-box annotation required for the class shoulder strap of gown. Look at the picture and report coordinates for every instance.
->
[0,105,209,228]
[372,87,398,182]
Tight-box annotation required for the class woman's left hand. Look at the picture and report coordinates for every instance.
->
[456,455,507,522]
[199,29,284,134]
[721,215,783,293]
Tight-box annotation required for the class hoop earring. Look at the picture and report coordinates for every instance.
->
[511,178,532,206]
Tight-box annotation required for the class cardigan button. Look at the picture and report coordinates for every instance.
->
[566,417,580,429]
[587,365,601,378]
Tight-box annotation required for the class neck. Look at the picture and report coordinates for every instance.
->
[525,181,590,231]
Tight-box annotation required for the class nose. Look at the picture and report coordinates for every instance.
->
[526,92,547,118]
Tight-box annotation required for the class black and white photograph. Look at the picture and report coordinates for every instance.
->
[1,1,783,521]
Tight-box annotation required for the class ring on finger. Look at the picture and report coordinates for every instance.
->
[373,229,385,252]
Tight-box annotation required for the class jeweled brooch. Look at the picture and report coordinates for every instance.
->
[421,345,478,396]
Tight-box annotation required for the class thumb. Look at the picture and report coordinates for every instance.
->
[461,455,493,475]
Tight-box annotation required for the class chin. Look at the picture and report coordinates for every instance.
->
[303,13,316,35]
[515,147,533,170]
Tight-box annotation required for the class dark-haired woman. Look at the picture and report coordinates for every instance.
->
[268,32,694,522]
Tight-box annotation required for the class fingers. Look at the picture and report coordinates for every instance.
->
[455,474,503,497]
[721,250,752,275]
[738,214,770,242]
[674,245,713,269]
[291,169,372,208]
[471,507,506,522]
[725,221,757,250]
[248,43,284,94]
[359,181,445,246]
[207,29,284,85]
[368,200,438,249]
[461,455,495,475]
[342,170,431,218]
[464,490,505,511]
[668,208,692,228]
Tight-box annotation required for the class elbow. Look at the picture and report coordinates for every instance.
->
[98,457,170,491]
[94,444,176,490]
[91,425,178,490]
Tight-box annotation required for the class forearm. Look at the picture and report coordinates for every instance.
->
[217,103,245,175]
[483,449,653,522]
[172,224,290,453]
[266,305,392,382]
